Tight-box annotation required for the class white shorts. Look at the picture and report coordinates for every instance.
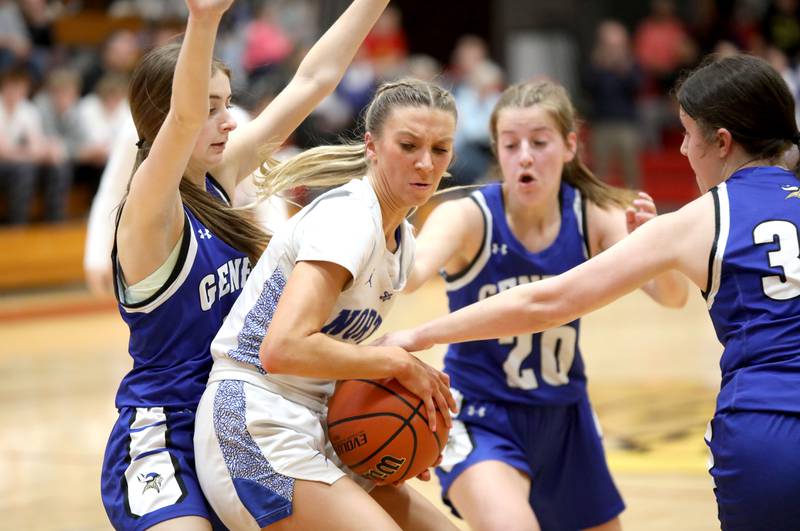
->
[194,379,372,530]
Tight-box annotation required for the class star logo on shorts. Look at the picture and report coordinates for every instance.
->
[137,472,163,494]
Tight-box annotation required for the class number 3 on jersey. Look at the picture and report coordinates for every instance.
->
[754,220,800,300]
[500,326,577,390]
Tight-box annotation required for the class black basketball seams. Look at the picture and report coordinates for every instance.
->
[355,378,434,424]
[327,411,406,429]
[346,412,418,471]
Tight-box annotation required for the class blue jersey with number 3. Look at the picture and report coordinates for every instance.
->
[443,182,590,405]
[705,167,800,415]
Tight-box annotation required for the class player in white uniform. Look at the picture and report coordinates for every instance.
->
[194,79,460,530]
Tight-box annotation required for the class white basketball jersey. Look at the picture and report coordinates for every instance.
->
[208,177,415,409]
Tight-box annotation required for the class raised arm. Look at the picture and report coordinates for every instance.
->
[587,191,689,308]
[405,197,483,293]
[117,0,231,284]
[216,0,390,188]
[261,260,455,430]
[382,194,713,351]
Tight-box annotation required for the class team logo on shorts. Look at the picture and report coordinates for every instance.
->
[137,472,163,494]
[380,291,393,302]
[782,185,800,200]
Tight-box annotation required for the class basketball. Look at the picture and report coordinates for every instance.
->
[327,378,450,485]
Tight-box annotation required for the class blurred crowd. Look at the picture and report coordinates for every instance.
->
[0,0,799,225]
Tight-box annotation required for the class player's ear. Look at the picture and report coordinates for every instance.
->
[365,131,378,163]
[716,128,734,157]
[564,131,578,163]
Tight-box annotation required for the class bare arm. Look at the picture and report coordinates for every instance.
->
[380,195,713,351]
[405,197,483,293]
[588,192,689,308]
[215,0,390,188]
[117,1,231,284]
[261,260,455,429]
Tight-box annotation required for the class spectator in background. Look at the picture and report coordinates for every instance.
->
[634,0,696,148]
[362,5,407,79]
[243,0,294,85]
[451,60,503,185]
[762,0,800,58]
[0,0,32,72]
[34,67,84,221]
[75,73,130,188]
[765,46,800,127]
[19,0,61,82]
[446,34,489,91]
[0,63,71,224]
[0,64,39,224]
[406,53,442,83]
[585,20,643,189]
[81,29,140,96]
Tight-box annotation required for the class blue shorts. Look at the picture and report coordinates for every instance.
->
[707,410,800,531]
[436,394,624,531]
[101,406,225,531]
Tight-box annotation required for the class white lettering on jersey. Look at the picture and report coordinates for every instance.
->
[199,257,251,311]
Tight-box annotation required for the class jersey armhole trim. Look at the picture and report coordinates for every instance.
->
[702,188,720,299]
[116,212,195,312]
[444,193,493,291]
[573,189,590,259]
[442,195,487,283]
[704,183,729,309]
[206,173,232,206]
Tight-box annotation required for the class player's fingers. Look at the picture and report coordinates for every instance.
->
[439,379,457,413]
[416,469,431,482]
[424,396,437,432]
[433,387,452,429]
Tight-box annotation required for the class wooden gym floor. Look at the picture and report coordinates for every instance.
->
[0,279,721,530]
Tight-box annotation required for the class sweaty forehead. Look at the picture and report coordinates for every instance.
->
[385,106,456,139]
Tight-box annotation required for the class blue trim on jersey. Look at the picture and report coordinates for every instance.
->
[227,268,287,373]
[443,182,588,405]
[213,380,294,526]
[707,167,800,415]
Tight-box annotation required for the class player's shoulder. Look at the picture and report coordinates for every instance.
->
[430,193,485,224]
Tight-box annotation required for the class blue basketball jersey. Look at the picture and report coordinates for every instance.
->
[444,182,590,405]
[705,166,800,415]
[112,175,251,409]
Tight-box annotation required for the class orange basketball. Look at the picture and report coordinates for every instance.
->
[327,378,450,485]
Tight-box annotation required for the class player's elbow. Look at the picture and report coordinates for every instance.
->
[663,288,689,309]
[518,283,573,331]
[259,334,297,374]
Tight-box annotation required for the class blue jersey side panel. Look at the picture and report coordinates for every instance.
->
[707,167,800,414]
[444,182,589,406]
[113,176,251,409]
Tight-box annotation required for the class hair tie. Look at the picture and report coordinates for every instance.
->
[794,133,800,145]
[136,138,147,149]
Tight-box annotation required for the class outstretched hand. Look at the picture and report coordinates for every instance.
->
[372,329,433,353]
[185,0,234,18]
[625,191,658,234]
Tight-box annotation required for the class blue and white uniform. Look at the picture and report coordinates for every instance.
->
[436,182,624,530]
[194,177,415,530]
[102,175,248,530]
[703,166,800,531]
